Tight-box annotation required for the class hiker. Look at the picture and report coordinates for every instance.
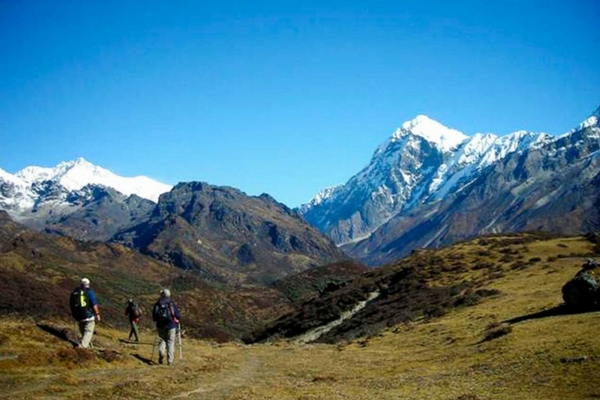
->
[152,289,181,365]
[124,299,142,342]
[69,277,100,348]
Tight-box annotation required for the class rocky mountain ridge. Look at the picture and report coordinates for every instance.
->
[114,181,347,285]
[301,106,600,265]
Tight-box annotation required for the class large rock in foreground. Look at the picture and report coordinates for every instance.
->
[562,259,600,310]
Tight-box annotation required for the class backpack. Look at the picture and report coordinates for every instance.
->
[154,301,173,327]
[70,288,92,320]
[130,302,142,318]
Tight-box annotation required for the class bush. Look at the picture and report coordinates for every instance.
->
[482,321,512,342]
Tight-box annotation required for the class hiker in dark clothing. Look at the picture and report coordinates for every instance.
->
[124,299,141,342]
[152,289,181,365]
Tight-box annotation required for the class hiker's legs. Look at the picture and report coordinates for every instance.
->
[166,328,176,365]
[132,320,140,341]
[79,320,95,348]
[78,320,86,337]
[129,320,139,341]
[157,327,168,364]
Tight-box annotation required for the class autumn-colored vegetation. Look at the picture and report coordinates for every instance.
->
[1,234,599,399]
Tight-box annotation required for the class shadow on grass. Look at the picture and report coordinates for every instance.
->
[503,304,598,324]
[119,338,155,345]
[36,322,79,347]
[132,353,156,365]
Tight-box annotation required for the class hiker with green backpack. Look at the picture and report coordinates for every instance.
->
[124,299,142,342]
[69,277,101,348]
[152,289,182,365]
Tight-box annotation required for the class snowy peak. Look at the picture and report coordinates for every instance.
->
[48,158,115,192]
[573,105,600,132]
[8,158,171,203]
[0,167,26,186]
[300,109,596,246]
[394,115,469,152]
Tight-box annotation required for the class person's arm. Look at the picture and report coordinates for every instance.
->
[174,303,182,322]
[87,289,101,321]
[93,304,101,321]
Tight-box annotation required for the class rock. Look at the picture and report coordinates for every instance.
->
[562,259,600,310]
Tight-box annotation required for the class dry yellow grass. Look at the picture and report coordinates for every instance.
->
[1,236,599,399]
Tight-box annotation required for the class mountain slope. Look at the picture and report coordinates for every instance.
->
[301,106,599,266]
[300,115,553,246]
[114,182,348,285]
[13,157,171,203]
[0,210,299,341]
[345,120,600,265]
[245,233,598,344]
[1,232,599,399]
[42,185,156,242]
[0,157,172,241]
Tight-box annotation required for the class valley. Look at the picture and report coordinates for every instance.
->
[1,235,598,399]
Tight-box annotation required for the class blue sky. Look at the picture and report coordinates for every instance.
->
[1,1,599,207]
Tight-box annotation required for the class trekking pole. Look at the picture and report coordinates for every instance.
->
[177,323,183,360]
[151,331,158,364]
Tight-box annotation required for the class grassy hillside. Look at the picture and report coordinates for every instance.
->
[0,213,295,341]
[1,234,598,399]
[246,232,599,344]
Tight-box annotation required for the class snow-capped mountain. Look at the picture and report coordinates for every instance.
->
[300,106,600,265]
[13,157,170,202]
[0,157,171,234]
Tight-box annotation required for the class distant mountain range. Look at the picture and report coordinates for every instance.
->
[1,105,598,268]
[0,159,346,283]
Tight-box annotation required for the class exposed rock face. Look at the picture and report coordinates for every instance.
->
[0,157,169,241]
[562,259,600,310]
[344,124,600,265]
[301,109,600,266]
[0,176,156,242]
[43,185,155,241]
[115,182,347,285]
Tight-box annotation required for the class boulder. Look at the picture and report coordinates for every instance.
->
[562,259,600,310]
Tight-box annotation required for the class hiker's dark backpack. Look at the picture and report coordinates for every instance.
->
[154,301,173,328]
[70,288,92,320]
[130,302,142,318]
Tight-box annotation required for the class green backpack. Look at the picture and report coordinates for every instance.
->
[70,288,92,320]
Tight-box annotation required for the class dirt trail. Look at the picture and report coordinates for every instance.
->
[293,290,380,344]
[170,356,260,399]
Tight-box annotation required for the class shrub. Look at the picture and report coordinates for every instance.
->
[482,321,512,342]
[510,261,528,270]
[473,261,494,270]
[454,288,500,307]
[424,305,448,319]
